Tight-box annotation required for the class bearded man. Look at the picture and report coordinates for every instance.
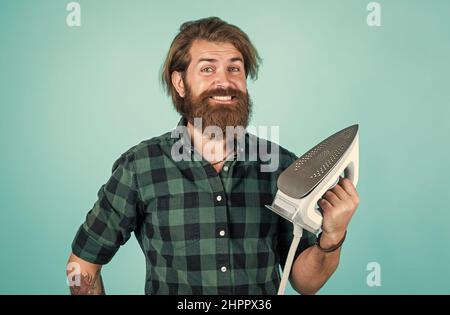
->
[67,17,359,295]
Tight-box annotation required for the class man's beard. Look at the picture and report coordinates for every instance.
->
[182,81,252,135]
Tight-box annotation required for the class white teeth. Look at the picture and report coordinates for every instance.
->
[212,96,232,101]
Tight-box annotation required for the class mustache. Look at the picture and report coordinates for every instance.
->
[199,88,247,102]
[183,83,252,132]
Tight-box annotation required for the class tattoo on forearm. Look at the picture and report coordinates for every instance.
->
[69,270,105,295]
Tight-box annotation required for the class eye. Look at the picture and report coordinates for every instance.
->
[201,66,214,73]
[229,66,240,72]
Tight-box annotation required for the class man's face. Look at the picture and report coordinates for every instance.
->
[173,39,252,133]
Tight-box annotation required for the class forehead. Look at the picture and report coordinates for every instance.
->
[189,39,243,62]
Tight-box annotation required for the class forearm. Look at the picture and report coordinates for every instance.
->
[289,233,344,295]
[289,177,359,295]
[66,253,105,295]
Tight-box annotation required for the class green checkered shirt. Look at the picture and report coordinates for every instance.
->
[72,118,316,294]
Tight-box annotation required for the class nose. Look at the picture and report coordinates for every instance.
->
[212,68,232,90]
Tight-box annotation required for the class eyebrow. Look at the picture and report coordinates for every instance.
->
[197,57,244,64]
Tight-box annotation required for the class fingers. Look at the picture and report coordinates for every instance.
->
[321,190,340,207]
[339,177,357,195]
[339,177,360,205]
[330,181,349,201]
[320,177,359,208]
[318,197,332,210]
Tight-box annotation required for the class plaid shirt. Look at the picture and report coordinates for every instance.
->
[72,117,316,295]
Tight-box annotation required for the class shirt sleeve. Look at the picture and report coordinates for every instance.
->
[276,148,317,270]
[71,153,140,265]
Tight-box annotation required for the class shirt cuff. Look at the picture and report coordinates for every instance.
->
[71,225,119,265]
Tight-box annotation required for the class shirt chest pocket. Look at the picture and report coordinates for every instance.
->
[150,194,201,249]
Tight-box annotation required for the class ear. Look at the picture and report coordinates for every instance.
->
[171,71,185,98]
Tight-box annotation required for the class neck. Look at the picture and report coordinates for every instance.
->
[187,121,234,165]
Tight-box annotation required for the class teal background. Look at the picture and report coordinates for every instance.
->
[1,0,449,294]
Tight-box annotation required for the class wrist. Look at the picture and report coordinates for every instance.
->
[320,231,345,247]
[316,230,347,253]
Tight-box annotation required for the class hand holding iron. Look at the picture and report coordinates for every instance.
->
[318,176,359,248]
[267,125,360,294]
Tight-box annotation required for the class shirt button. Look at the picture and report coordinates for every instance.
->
[219,230,225,237]
[221,266,227,273]
[216,195,222,202]
[223,165,229,172]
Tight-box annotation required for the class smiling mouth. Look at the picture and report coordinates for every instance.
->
[209,96,236,102]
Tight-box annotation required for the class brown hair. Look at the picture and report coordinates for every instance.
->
[161,17,261,113]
